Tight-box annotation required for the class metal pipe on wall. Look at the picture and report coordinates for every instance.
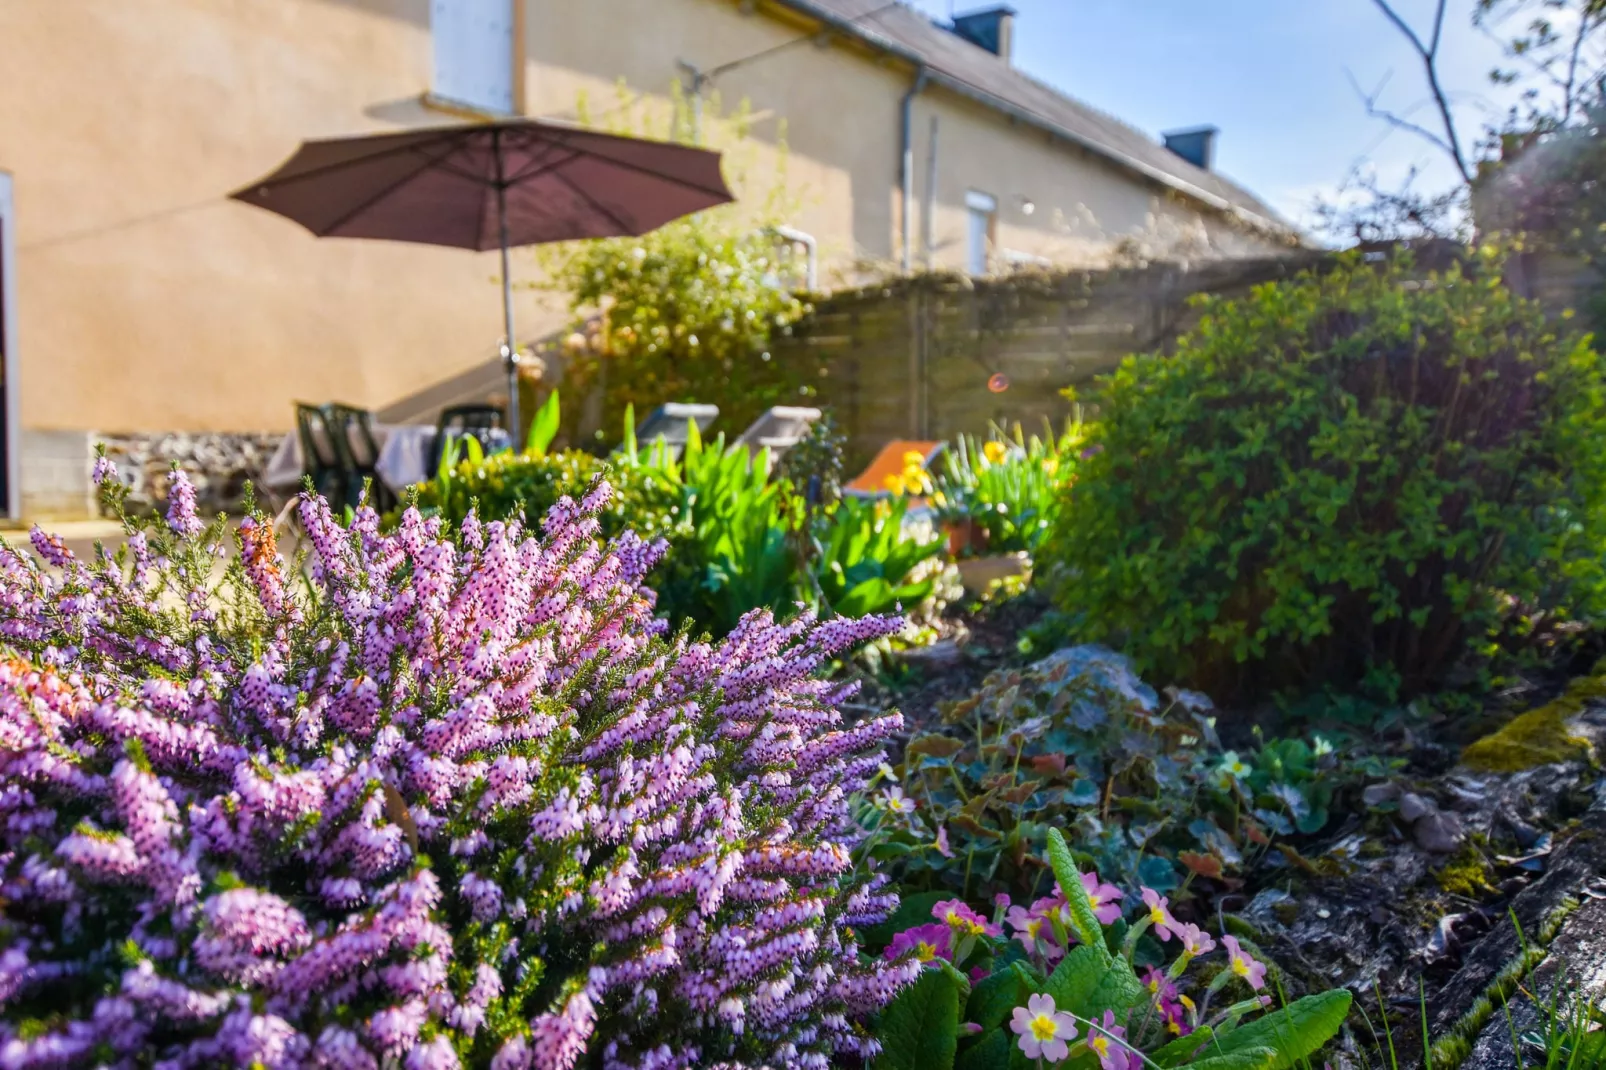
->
[899,66,928,274]
[922,115,939,271]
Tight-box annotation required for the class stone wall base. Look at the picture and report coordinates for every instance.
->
[94,431,283,519]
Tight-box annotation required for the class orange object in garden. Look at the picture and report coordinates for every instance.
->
[845,440,944,498]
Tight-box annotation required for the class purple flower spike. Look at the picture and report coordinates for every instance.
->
[0,480,911,1067]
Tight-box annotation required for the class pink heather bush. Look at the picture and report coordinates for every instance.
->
[0,465,915,1069]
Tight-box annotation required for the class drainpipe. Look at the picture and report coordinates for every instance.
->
[899,66,928,274]
[922,115,939,270]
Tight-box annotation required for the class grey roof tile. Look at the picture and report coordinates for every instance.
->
[774,0,1294,233]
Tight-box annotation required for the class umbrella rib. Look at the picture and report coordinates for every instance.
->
[235,132,465,195]
[503,148,584,186]
[313,143,465,237]
[550,168,637,236]
[542,137,734,200]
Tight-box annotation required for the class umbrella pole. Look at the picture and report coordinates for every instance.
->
[495,172,520,449]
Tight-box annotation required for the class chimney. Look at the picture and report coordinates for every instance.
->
[1162,126,1219,171]
[948,5,1017,63]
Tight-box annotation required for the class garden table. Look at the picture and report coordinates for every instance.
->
[261,424,509,497]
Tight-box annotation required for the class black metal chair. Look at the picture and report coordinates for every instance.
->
[327,402,392,512]
[429,403,506,475]
[294,402,347,504]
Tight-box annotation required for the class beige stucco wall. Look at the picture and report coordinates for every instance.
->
[0,0,1287,451]
[0,0,555,438]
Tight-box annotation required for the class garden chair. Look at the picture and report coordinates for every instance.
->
[734,406,821,459]
[327,402,392,512]
[429,403,507,475]
[843,440,945,500]
[294,402,347,504]
[620,403,719,462]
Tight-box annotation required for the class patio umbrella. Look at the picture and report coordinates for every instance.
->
[230,119,735,437]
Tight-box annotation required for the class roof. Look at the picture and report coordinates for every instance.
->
[769,0,1296,237]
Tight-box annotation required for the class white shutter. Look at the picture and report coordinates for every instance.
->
[966,191,996,275]
[431,0,514,114]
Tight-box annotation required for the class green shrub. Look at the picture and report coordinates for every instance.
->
[1044,251,1606,701]
[408,447,683,544]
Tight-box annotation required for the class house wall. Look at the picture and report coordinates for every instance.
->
[0,0,1289,518]
[0,0,539,441]
[904,90,1290,271]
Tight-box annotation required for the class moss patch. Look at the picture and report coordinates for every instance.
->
[1462,675,1599,773]
[1436,841,1495,898]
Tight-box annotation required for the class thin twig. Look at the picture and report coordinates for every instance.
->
[1368,0,1476,183]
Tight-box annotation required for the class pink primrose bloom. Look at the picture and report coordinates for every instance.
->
[1010,993,1078,1063]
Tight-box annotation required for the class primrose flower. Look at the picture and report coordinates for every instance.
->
[934,900,1000,939]
[1010,993,1078,1063]
[1216,751,1251,787]
[1222,935,1269,991]
[1085,1009,1137,1070]
[1080,872,1124,925]
[885,923,954,968]
[1139,888,1178,941]
[876,785,916,815]
[1176,922,1217,958]
[1006,904,1065,963]
[1161,997,1193,1037]
[1140,966,1178,1004]
[982,440,1008,466]
[935,826,954,858]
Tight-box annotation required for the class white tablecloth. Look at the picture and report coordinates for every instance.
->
[262,425,443,495]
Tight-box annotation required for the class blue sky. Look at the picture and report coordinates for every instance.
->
[902,1,1526,230]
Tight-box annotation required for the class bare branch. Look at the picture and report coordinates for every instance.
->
[1346,68,1467,163]
[1368,0,1476,183]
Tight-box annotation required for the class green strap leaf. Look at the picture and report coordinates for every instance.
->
[966,966,1026,1032]
[1045,827,1109,959]
[871,967,961,1070]
[1209,990,1353,1070]
[953,1028,1011,1070]
[526,389,561,456]
[1043,945,1142,1020]
[1186,1047,1279,1070]
[1151,1026,1214,1067]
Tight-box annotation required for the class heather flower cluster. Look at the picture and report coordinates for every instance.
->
[0,465,915,1068]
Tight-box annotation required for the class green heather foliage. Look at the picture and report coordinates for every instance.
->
[1045,252,1606,700]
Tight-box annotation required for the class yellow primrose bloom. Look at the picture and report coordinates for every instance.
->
[983,440,1008,465]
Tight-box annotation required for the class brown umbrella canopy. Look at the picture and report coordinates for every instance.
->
[231,121,733,248]
[230,120,735,435]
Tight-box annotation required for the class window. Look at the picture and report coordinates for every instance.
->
[966,190,997,275]
[431,0,515,115]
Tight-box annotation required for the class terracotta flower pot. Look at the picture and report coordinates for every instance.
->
[944,516,989,558]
